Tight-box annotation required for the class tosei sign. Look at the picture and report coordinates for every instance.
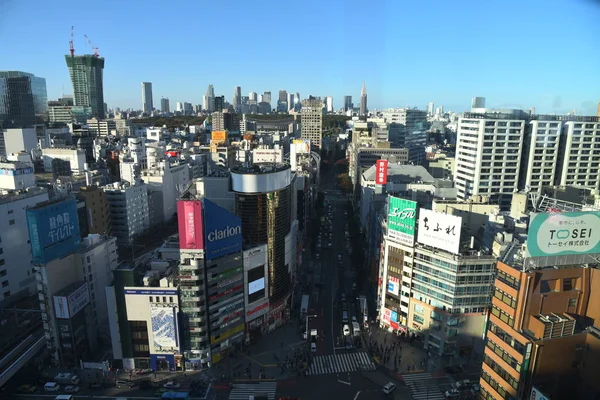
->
[417,209,462,254]
[388,197,417,246]
[527,211,600,257]
[203,199,242,260]
[375,160,388,185]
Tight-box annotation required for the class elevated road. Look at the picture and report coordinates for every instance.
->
[0,331,45,388]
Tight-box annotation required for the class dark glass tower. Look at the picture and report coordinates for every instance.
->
[0,71,46,128]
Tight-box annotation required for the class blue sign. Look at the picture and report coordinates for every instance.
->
[27,198,81,264]
[203,199,242,260]
[391,311,399,323]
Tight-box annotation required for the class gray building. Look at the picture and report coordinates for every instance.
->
[0,71,47,128]
[160,97,170,113]
[141,82,153,114]
[65,55,105,119]
[344,95,353,112]
[471,96,486,109]
[360,82,368,116]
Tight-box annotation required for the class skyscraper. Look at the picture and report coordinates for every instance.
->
[301,98,323,149]
[287,92,294,112]
[427,101,435,115]
[294,93,300,111]
[360,82,368,116]
[277,90,288,112]
[249,92,258,102]
[214,95,225,112]
[471,96,486,109]
[0,71,44,128]
[263,91,272,105]
[233,86,241,112]
[160,97,170,113]
[344,95,353,112]
[65,55,105,119]
[203,84,215,112]
[325,96,334,113]
[141,82,153,114]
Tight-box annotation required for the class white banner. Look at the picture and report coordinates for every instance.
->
[417,209,462,254]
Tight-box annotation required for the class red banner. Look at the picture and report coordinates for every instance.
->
[375,160,388,185]
[390,321,399,330]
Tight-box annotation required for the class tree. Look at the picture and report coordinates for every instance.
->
[336,173,353,193]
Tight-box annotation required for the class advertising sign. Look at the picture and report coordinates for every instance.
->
[177,201,204,250]
[67,282,90,316]
[527,211,600,257]
[387,276,400,296]
[388,197,417,246]
[211,130,228,142]
[27,198,81,264]
[203,199,242,260]
[246,300,269,321]
[53,296,69,319]
[382,308,391,323]
[249,277,265,294]
[150,306,178,349]
[530,387,549,400]
[417,209,462,254]
[375,160,388,185]
[391,310,399,323]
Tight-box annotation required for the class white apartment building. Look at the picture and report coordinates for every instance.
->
[87,118,116,137]
[455,115,525,208]
[0,188,49,303]
[0,161,35,190]
[558,120,600,189]
[523,119,562,193]
[75,234,119,345]
[146,126,170,142]
[142,160,191,223]
[42,147,86,174]
[102,182,150,244]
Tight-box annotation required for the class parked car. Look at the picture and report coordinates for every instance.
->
[343,324,350,336]
[116,380,135,388]
[382,382,396,394]
[311,342,317,352]
[445,388,460,399]
[64,385,80,393]
[163,381,180,389]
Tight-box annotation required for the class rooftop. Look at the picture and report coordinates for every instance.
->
[231,162,290,175]
[363,164,434,183]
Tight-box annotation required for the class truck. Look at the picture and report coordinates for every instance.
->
[52,373,79,385]
[352,322,361,337]
[300,294,309,316]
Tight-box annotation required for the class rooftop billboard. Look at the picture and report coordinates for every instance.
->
[375,160,388,185]
[527,211,600,257]
[27,198,81,264]
[177,200,204,250]
[203,199,242,260]
[417,208,462,254]
[387,197,417,246]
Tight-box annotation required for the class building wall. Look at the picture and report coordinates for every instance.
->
[42,148,86,174]
[77,186,111,235]
[3,128,37,155]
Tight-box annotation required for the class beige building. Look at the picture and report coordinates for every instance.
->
[301,99,323,149]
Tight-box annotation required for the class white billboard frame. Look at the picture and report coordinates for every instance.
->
[417,209,462,255]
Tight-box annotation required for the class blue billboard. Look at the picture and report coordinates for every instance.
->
[203,199,242,260]
[27,198,81,264]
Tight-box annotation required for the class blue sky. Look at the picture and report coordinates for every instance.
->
[1,0,599,114]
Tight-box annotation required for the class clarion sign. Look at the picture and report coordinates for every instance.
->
[207,226,242,242]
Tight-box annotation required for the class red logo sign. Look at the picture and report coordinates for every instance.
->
[375,160,388,185]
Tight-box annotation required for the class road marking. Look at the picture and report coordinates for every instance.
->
[353,391,361,400]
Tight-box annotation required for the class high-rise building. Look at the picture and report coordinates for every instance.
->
[287,92,294,112]
[249,92,258,102]
[278,90,287,102]
[301,98,323,149]
[597,99,600,117]
[325,96,334,113]
[213,96,225,112]
[344,95,353,112]
[65,55,105,119]
[471,96,486,109]
[203,84,215,112]
[427,102,435,115]
[160,97,170,113]
[0,71,47,126]
[141,82,153,114]
[233,86,241,112]
[263,91,272,106]
[294,93,301,112]
[360,82,368,116]
[176,102,184,113]
[277,90,288,112]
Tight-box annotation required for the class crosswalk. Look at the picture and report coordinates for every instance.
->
[402,372,445,400]
[307,352,376,375]
[228,381,277,400]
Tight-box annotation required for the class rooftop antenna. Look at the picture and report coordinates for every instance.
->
[69,26,75,57]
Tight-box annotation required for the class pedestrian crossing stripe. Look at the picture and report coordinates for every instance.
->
[228,381,278,400]
[401,372,445,400]
[307,352,376,375]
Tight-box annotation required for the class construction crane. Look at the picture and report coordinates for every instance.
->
[69,26,75,57]
[84,34,99,57]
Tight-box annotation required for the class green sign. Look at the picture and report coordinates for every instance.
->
[387,197,417,245]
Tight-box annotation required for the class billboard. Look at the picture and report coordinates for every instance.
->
[253,149,283,163]
[68,282,90,316]
[382,308,391,323]
[527,211,600,257]
[53,296,70,319]
[387,276,400,296]
[246,300,269,321]
[417,209,462,254]
[150,306,178,349]
[203,199,242,260]
[390,310,399,323]
[292,139,310,154]
[177,201,204,250]
[211,130,228,142]
[27,198,81,264]
[388,197,417,246]
[530,387,549,400]
[375,159,388,185]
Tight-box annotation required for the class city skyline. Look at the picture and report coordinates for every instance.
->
[2,0,600,114]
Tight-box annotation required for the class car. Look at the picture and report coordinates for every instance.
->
[456,379,471,389]
[382,382,396,394]
[328,243,332,248]
[163,381,180,389]
[315,253,320,259]
[65,385,80,393]
[470,384,481,395]
[311,342,317,352]
[445,388,460,398]
[116,380,136,388]
[338,254,342,260]
[343,324,350,336]
[16,385,37,393]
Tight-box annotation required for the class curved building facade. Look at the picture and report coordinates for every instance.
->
[231,164,293,327]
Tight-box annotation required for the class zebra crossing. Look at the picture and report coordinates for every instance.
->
[228,381,277,400]
[307,352,376,375]
[402,372,445,400]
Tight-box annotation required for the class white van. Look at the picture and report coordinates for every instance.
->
[55,395,73,400]
[44,382,60,392]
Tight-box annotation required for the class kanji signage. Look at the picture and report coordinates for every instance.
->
[388,197,417,246]
[527,211,600,257]
[375,160,388,185]
[417,209,462,254]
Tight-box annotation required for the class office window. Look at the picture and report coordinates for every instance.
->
[563,278,574,291]
[1,280,8,287]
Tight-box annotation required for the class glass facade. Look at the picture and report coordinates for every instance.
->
[236,186,292,304]
[65,55,105,119]
[0,74,35,128]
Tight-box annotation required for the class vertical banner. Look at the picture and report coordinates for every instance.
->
[375,160,388,185]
